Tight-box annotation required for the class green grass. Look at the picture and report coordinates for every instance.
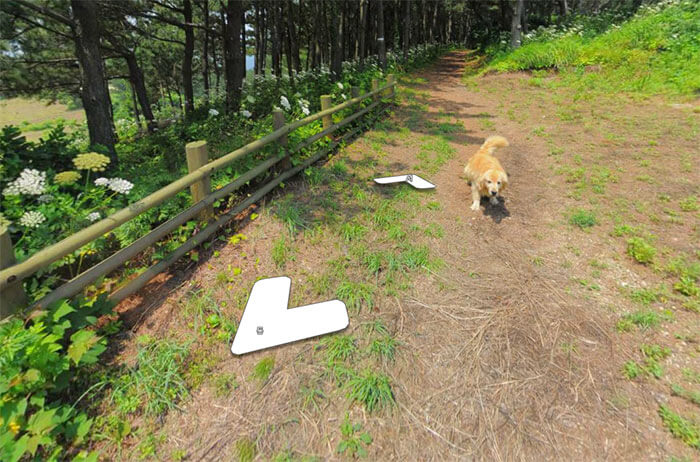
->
[339,221,368,242]
[321,335,358,365]
[368,336,399,362]
[235,437,257,462]
[658,405,700,450]
[346,370,395,413]
[679,195,699,212]
[272,235,295,268]
[250,357,275,383]
[674,276,699,296]
[416,135,456,174]
[336,281,375,311]
[671,383,700,406]
[213,372,239,398]
[275,195,308,234]
[484,1,700,97]
[616,309,671,332]
[569,208,598,229]
[111,336,190,416]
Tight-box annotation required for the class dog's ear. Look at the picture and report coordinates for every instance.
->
[500,172,508,191]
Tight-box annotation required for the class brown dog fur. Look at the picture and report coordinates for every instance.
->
[463,136,510,211]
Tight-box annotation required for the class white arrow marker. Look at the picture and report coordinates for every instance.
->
[231,277,349,355]
[374,174,436,189]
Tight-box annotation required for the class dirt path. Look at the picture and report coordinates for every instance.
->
[113,51,699,461]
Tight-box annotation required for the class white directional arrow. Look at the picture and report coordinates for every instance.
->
[231,277,349,355]
[374,174,436,189]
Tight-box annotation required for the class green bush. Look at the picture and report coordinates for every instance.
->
[0,296,113,461]
[627,237,656,264]
[569,208,597,229]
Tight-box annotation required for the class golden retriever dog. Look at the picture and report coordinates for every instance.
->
[463,136,510,211]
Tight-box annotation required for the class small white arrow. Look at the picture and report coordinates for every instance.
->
[231,277,349,355]
[374,174,436,189]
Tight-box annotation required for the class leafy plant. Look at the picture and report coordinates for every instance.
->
[569,208,598,229]
[658,405,700,450]
[0,296,112,462]
[626,237,656,264]
[337,414,372,458]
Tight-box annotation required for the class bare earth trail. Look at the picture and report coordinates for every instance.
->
[116,51,699,460]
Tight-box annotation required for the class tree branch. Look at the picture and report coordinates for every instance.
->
[11,13,74,39]
[11,0,75,27]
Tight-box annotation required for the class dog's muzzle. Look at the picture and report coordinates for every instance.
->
[490,191,498,196]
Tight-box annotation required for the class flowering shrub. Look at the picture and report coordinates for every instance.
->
[1,143,134,299]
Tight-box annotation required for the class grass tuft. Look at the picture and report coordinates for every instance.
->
[346,369,396,413]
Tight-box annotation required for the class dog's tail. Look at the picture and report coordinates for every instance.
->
[481,135,509,154]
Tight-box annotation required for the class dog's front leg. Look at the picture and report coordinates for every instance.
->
[470,182,481,211]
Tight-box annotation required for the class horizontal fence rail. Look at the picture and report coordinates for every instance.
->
[0,76,396,317]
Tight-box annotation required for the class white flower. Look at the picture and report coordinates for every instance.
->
[19,211,46,228]
[341,94,347,100]
[337,82,344,89]
[94,177,110,186]
[38,194,54,203]
[301,106,310,116]
[280,96,291,111]
[208,108,220,117]
[107,178,134,195]
[3,169,47,196]
[87,212,101,222]
[240,109,252,118]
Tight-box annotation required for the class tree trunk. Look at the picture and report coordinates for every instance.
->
[559,0,569,17]
[224,0,243,112]
[511,0,524,48]
[271,1,281,78]
[358,0,367,67]
[330,0,342,80]
[522,0,529,34]
[287,0,300,73]
[377,0,386,70]
[182,0,195,115]
[129,81,141,124]
[202,0,210,102]
[125,53,156,133]
[70,0,117,162]
[402,0,410,59]
[240,2,246,86]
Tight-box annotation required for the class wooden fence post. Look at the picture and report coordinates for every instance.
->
[386,74,396,99]
[0,229,26,318]
[273,109,291,170]
[185,141,213,221]
[371,79,380,102]
[320,95,332,132]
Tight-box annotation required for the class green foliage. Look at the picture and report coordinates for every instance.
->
[0,296,112,462]
[626,237,656,264]
[569,208,597,228]
[346,370,395,413]
[213,373,239,398]
[111,336,190,416]
[337,414,372,458]
[275,195,308,234]
[658,405,700,450]
[485,1,700,97]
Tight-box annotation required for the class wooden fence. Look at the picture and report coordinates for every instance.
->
[0,76,396,318]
